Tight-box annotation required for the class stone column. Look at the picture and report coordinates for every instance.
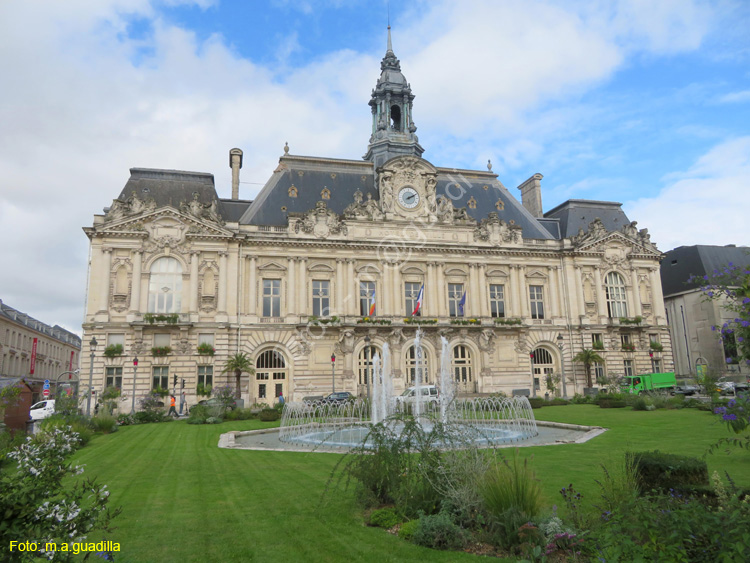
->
[247,255,257,315]
[100,247,112,312]
[347,259,356,315]
[626,271,638,319]
[478,264,487,316]
[131,250,143,313]
[382,262,393,315]
[594,267,607,319]
[287,258,296,315]
[469,263,481,317]
[189,251,199,313]
[426,262,436,317]
[574,265,585,319]
[650,267,666,324]
[508,265,519,317]
[436,263,447,317]
[548,266,559,319]
[298,258,307,316]
[392,261,402,317]
[218,251,228,314]
[631,266,642,317]
[336,259,345,316]
[518,266,528,318]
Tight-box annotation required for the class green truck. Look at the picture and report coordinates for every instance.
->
[620,372,677,394]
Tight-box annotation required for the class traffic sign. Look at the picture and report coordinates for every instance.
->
[44,379,50,385]
[43,383,50,390]
[43,388,50,397]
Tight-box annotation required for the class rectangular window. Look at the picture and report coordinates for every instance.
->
[405,282,421,316]
[621,334,634,351]
[105,367,123,389]
[154,333,171,347]
[448,283,464,317]
[359,281,376,316]
[651,359,662,373]
[489,284,505,318]
[262,279,281,317]
[258,383,266,399]
[529,285,545,320]
[623,360,634,377]
[197,366,213,387]
[592,333,604,350]
[152,366,169,390]
[312,280,330,317]
[594,363,605,383]
[649,334,660,345]
[107,333,125,347]
[198,333,214,346]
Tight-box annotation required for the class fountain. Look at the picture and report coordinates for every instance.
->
[279,329,538,450]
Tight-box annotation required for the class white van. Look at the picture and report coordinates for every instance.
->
[29,399,56,421]
[395,385,439,404]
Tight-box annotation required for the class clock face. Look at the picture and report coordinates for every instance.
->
[398,187,420,209]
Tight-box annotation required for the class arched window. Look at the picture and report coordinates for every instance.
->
[390,105,402,131]
[147,257,182,313]
[452,345,473,385]
[405,345,431,385]
[256,350,287,400]
[605,272,628,318]
[358,345,381,386]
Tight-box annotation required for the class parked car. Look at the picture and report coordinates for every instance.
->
[197,397,236,410]
[321,392,355,404]
[395,385,439,405]
[672,384,699,396]
[718,378,750,395]
[29,399,56,421]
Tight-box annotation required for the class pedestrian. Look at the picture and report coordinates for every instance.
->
[278,393,285,406]
[179,391,187,415]
[168,394,177,417]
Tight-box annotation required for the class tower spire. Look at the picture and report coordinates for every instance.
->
[387,25,393,53]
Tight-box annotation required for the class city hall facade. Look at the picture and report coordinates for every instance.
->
[82,35,673,406]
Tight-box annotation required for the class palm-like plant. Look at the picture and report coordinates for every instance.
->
[222,352,255,399]
[572,349,604,388]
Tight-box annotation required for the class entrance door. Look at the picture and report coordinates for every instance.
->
[256,350,287,405]
[532,348,555,396]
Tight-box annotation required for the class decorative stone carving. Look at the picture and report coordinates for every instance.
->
[388,328,406,348]
[473,212,522,244]
[291,201,348,238]
[377,155,438,221]
[180,193,225,226]
[570,218,608,247]
[104,192,157,222]
[337,329,356,354]
[477,329,496,353]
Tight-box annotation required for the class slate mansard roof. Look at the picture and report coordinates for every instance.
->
[660,245,750,298]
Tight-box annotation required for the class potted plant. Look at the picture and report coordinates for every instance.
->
[151,346,172,357]
[649,341,663,352]
[103,343,124,358]
[196,383,212,397]
[592,341,605,351]
[197,342,215,356]
[621,343,636,352]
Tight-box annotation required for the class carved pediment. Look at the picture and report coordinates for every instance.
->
[98,207,234,241]
[474,212,522,244]
[308,262,335,272]
[258,260,287,272]
[290,200,348,238]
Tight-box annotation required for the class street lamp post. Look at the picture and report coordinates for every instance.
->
[86,337,97,416]
[529,351,536,398]
[331,352,336,393]
[131,356,138,414]
[557,333,568,399]
[364,335,371,400]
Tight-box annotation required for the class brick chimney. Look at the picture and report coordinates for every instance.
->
[229,148,243,200]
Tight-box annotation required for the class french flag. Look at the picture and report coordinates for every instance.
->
[412,284,424,316]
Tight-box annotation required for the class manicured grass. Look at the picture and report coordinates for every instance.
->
[72,406,749,562]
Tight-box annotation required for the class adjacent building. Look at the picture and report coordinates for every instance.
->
[661,244,750,379]
[82,32,673,406]
[0,299,82,401]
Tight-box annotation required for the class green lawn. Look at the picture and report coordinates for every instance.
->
[72,405,749,562]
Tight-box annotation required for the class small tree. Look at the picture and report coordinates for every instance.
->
[99,385,122,415]
[212,385,236,415]
[222,353,255,399]
[573,349,604,388]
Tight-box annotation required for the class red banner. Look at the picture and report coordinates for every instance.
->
[30,338,38,375]
[69,350,74,373]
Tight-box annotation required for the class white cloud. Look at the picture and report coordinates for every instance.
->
[717,90,750,104]
[625,137,750,251]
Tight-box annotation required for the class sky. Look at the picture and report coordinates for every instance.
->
[1,0,749,336]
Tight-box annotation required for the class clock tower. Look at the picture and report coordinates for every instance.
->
[363,27,424,168]
[377,155,438,222]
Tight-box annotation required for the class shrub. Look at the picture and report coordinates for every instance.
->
[188,404,210,419]
[368,507,402,528]
[116,413,135,426]
[599,398,627,408]
[632,397,648,411]
[549,398,570,406]
[527,398,545,409]
[570,393,591,404]
[412,512,468,551]
[134,410,165,424]
[224,408,255,421]
[205,416,222,424]
[40,414,93,446]
[186,416,206,425]
[90,414,118,434]
[399,519,419,541]
[627,451,708,494]
[259,408,280,422]
[480,450,543,549]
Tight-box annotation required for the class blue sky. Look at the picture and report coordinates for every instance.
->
[1,0,749,334]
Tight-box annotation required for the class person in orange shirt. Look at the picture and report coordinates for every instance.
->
[168,394,177,417]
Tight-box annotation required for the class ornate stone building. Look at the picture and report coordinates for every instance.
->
[82,33,672,406]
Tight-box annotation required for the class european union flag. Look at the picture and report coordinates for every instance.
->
[458,291,466,316]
